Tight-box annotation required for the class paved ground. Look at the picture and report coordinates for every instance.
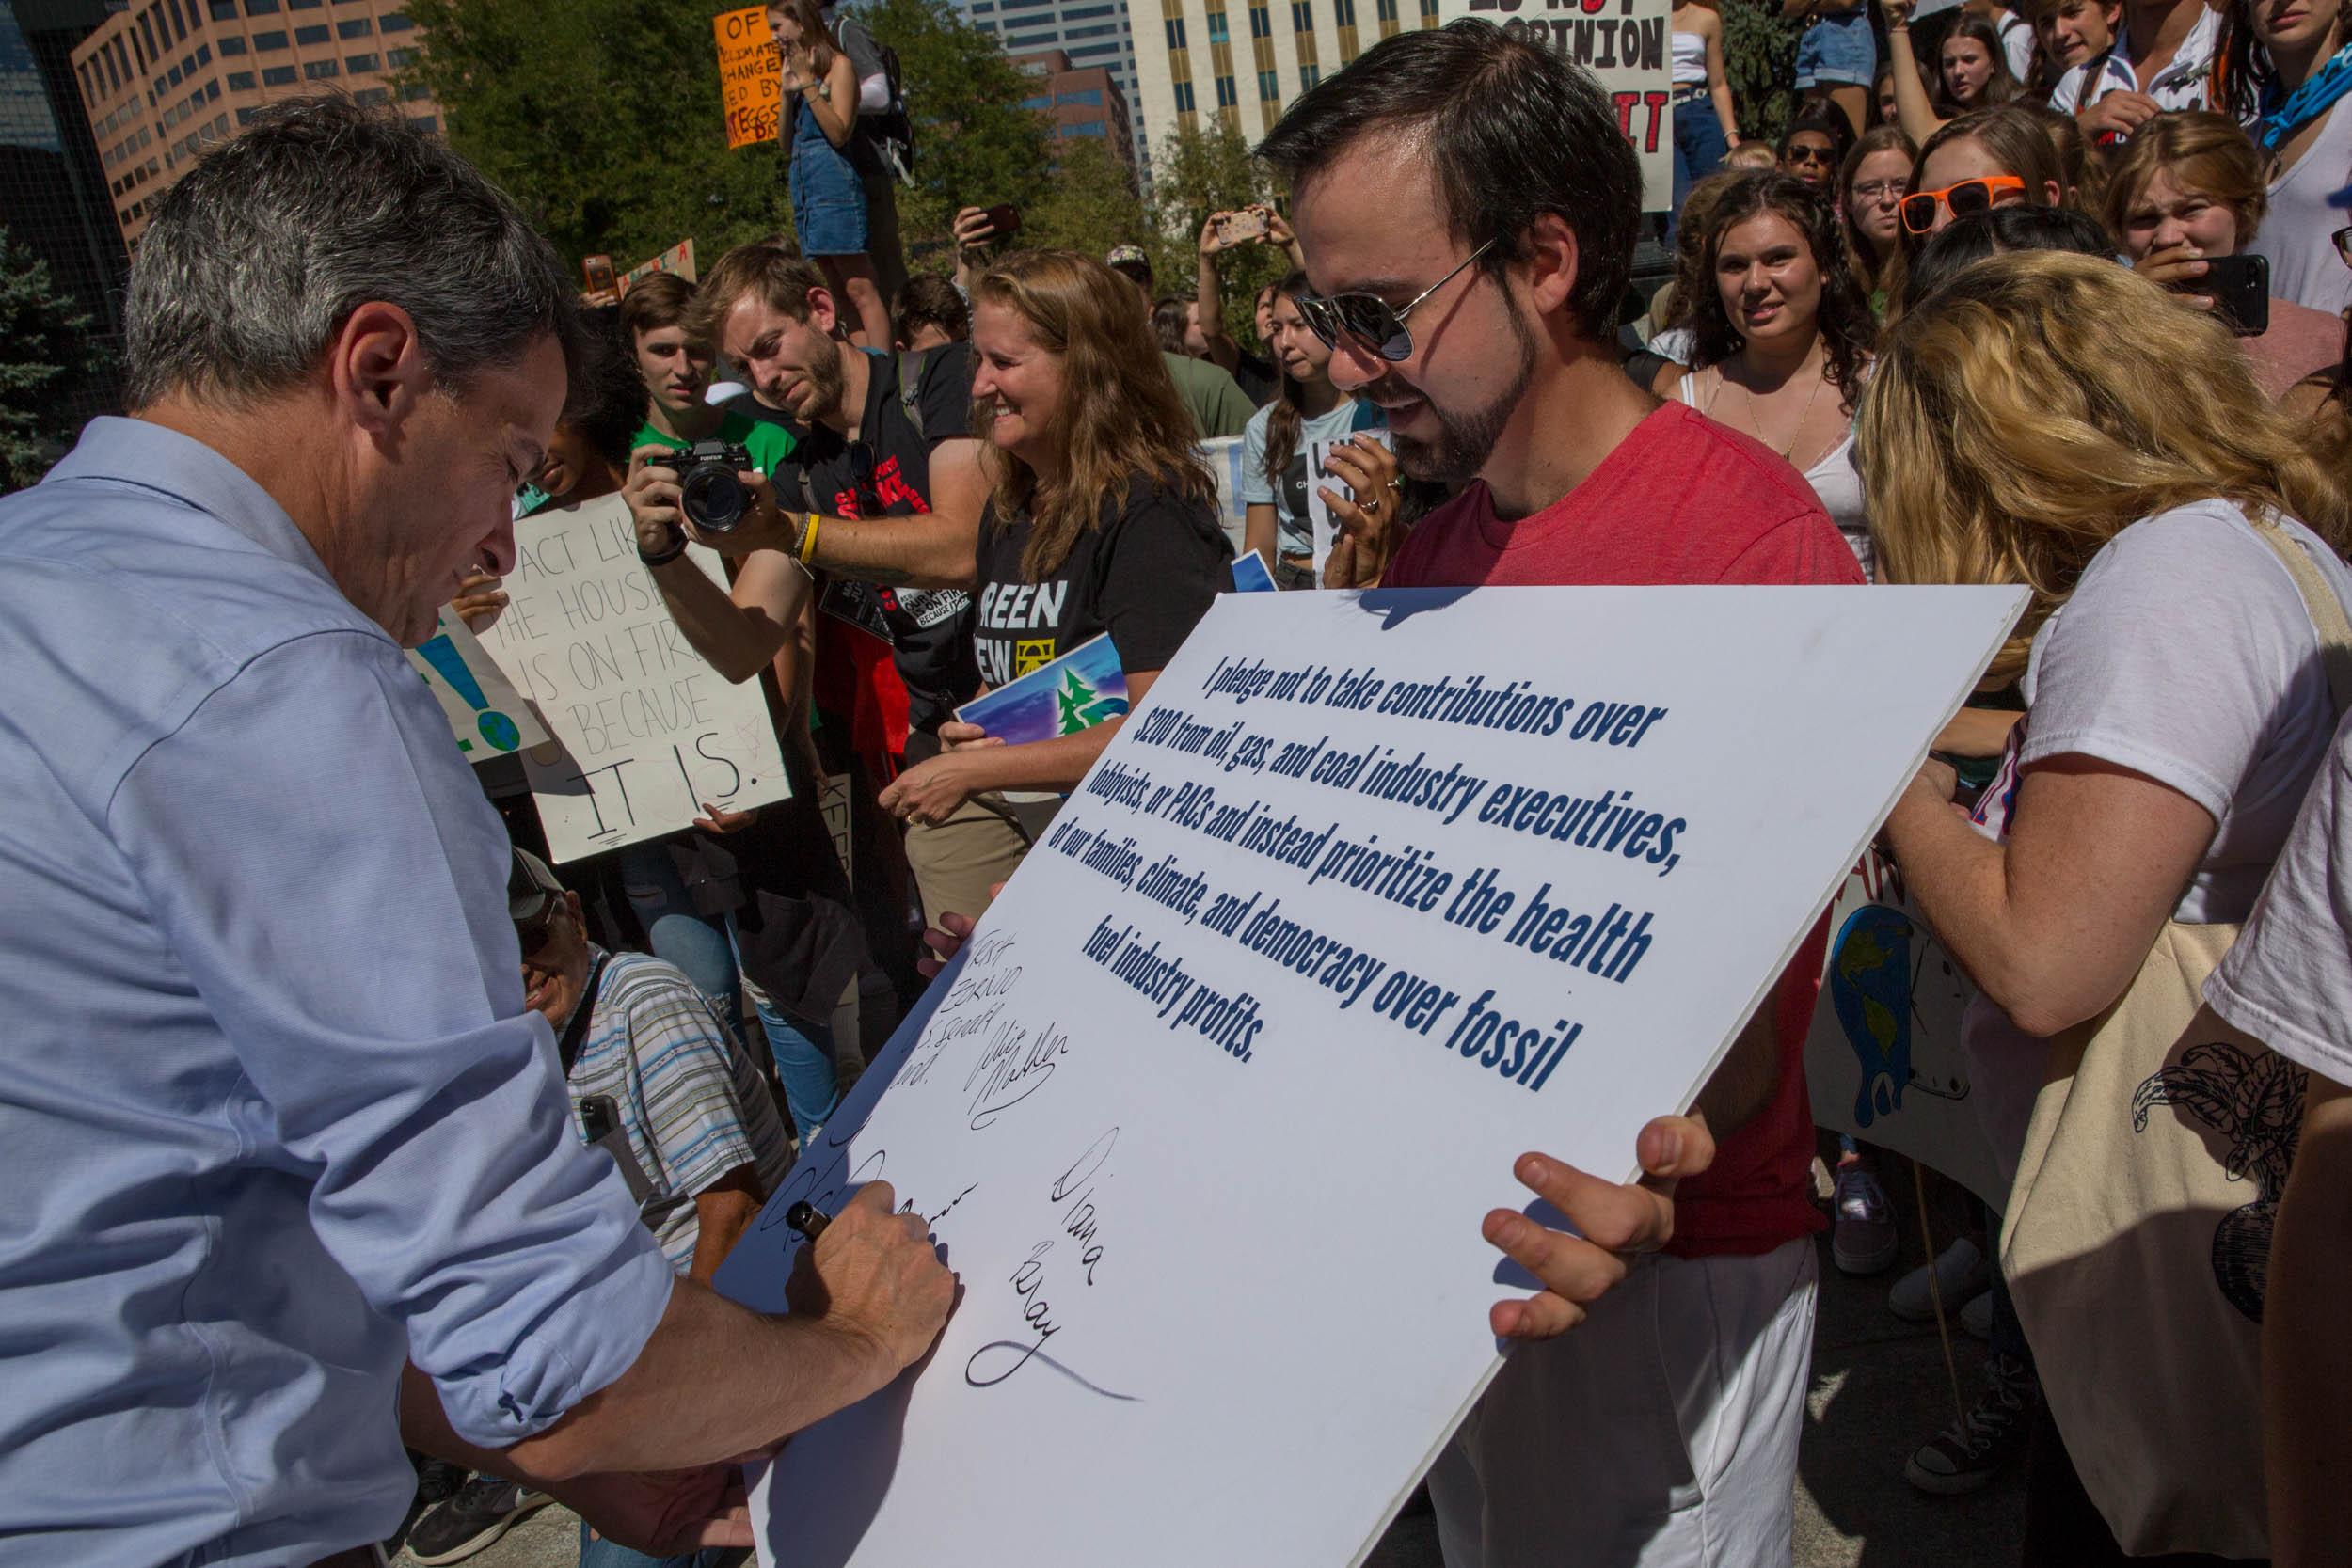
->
[401,1207,2021,1568]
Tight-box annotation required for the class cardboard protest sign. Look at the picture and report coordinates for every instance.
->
[715,6,782,150]
[1441,0,1675,211]
[623,238,698,290]
[405,609,548,764]
[1805,847,2011,1206]
[478,495,790,860]
[716,582,2026,1568]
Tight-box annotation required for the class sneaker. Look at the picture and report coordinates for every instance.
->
[1831,1166,1899,1275]
[1960,1288,1994,1339]
[403,1475,550,1565]
[1906,1354,2039,1495]
[1888,1235,1990,1322]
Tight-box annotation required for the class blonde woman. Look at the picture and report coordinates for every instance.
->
[878,251,1236,824]
[1864,250,2352,1563]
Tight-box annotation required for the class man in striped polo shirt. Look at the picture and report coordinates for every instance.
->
[406,851,795,1567]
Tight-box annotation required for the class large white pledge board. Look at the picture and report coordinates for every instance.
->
[476,494,790,861]
[714,584,2026,1568]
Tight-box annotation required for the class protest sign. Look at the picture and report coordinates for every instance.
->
[405,609,548,764]
[623,238,698,290]
[715,582,2026,1568]
[1804,847,2010,1207]
[1440,0,1674,210]
[1305,432,1392,578]
[478,495,791,860]
[715,6,782,150]
[1231,551,1278,593]
[956,634,1129,745]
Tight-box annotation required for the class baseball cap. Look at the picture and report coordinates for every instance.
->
[1105,245,1151,272]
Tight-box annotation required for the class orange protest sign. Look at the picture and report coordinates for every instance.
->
[714,6,781,150]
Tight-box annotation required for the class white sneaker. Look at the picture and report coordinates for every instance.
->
[1888,1236,1989,1322]
[1960,1288,1994,1339]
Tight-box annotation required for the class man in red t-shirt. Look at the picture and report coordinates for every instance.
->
[1263,23,1862,1568]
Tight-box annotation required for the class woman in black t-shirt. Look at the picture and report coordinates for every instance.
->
[879,249,1233,828]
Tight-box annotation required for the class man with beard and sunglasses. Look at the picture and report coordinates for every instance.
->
[1262,22,1862,1568]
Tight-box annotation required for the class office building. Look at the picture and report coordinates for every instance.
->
[2,0,131,428]
[68,0,439,255]
[1125,0,1438,158]
[1012,47,1135,175]
[960,0,1146,168]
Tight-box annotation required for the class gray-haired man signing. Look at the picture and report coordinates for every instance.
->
[0,98,950,1566]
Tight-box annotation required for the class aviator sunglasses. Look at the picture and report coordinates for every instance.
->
[1293,237,1500,362]
[1899,174,2026,234]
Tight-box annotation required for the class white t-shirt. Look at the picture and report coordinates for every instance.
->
[1239,396,1380,557]
[2249,95,2352,318]
[2207,706,2352,1084]
[2047,2,2223,116]
[1961,499,2352,1175]
[1996,11,2035,85]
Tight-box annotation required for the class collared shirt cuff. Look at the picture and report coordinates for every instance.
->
[437,1227,677,1448]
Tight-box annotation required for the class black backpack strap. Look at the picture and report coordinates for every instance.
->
[897,347,933,442]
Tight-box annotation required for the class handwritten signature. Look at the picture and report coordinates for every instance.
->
[963,1017,1071,1131]
[963,1129,1136,1401]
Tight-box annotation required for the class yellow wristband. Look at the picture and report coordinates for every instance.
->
[798,511,821,565]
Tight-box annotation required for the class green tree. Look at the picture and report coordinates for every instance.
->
[0,229,89,494]
[1145,120,1289,331]
[852,0,1054,250]
[399,0,785,270]
[1023,135,1154,261]
[1722,0,1803,145]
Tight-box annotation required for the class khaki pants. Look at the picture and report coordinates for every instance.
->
[901,794,1055,927]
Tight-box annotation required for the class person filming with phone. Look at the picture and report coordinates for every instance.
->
[2103,110,2344,401]
[1197,203,1310,402]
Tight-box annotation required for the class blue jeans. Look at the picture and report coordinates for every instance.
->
[1669,87,1729,250]
[576,1517,730,1568]
[623,842,837,1142]
[729,925,840,1145]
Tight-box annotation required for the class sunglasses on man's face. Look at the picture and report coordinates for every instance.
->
[1293,237,1500,363]
[2334,223,2352,269]
[1899,174,2027,234]
[1783,141,1836,166]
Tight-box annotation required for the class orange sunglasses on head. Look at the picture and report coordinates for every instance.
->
[1899,174,2027,234]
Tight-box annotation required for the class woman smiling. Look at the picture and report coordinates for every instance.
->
[878,251,1233,832]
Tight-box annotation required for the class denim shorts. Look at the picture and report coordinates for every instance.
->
[790,137,870,257]
[1794,9,1876,87]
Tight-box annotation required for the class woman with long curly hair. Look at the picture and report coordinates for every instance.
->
[1669,173,1880,571]
[1864,250,2352,1560]
[879,250,1234,827]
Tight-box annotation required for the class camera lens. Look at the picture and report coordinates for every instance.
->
[679,464,746,533]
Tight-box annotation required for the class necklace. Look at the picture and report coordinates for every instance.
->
[1734,356,1829,462]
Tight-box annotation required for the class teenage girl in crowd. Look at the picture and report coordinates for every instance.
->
[1884,0,2026,141]
[1866,249,2352,1564]
[2242,0,2352,313]
[877,252,1241,829]
[1241,272,1388,590]
[2106,109,2345,398]
[1668,174,1877,573]
[1900,109,2067,256]
[1669,0,1741,243]
[1840,124,1919,312]
[770,0,894,349]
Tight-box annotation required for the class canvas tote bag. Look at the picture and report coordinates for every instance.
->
[2000,515,2352,1558]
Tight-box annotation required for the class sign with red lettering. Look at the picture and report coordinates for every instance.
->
[623,238,699,291]
[1445,0,1674,211]
[715,6,783,150]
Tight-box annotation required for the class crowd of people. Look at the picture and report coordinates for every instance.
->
[6,3,2352,1568]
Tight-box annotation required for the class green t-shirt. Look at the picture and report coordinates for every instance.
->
[1161,351,1257,440]
[632,409,797,475]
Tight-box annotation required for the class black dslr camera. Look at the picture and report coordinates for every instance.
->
[652,440,755,533]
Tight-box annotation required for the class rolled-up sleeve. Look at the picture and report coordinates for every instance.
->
[107,632,675,1445]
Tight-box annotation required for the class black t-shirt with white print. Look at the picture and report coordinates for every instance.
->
[773,344,979,732]
[970,474,1233,691]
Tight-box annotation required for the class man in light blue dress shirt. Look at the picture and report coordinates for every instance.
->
[0,98,953,1567]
